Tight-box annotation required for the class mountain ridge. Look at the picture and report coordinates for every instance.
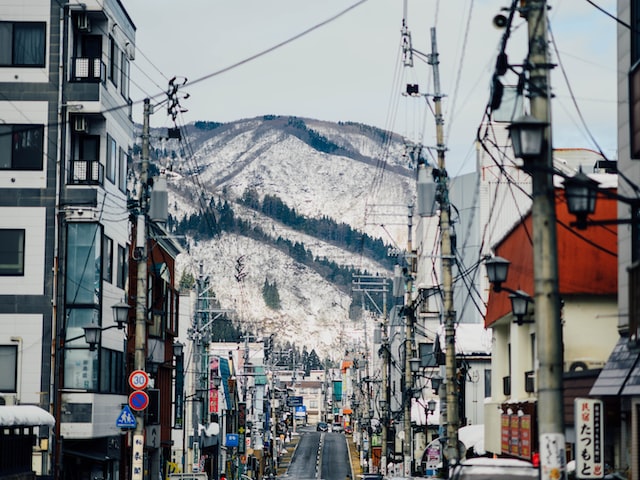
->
[148,115,415,358]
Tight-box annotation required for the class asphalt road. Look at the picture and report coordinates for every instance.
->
[283,428,351,480]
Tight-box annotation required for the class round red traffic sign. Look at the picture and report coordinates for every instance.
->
[129,370,149,390]
[129,390,150,411]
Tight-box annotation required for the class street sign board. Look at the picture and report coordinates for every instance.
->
[575,398,604,479]
[116,405,137,429]
[132,434,144,480]
[287,396,303,407]
[129,370,149,390]
[226,433,239,447]
[129,390,150,411]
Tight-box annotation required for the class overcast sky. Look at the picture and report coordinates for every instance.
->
[124,0,618,175]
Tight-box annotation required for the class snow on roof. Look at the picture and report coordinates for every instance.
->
[0,405,55,427]
[438,323,492,355]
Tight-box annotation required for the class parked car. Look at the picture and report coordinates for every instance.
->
[450,458,538,480]
[316,421,329,432]
[331,423,343,433]
[344,425,353,434]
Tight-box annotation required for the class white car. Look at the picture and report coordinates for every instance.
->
[331,423,343,433]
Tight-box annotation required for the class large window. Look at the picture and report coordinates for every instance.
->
[106,134,117,183]
[116,244,127,289]
[0,229,25,276]
[0,125,44,170]
[64,306,99,390]
[102,235,113,283]
[120,51,130,100]
[109,37,119,87]
[66,223,101,305]
[0,345,18,392]
[99,348,125,394]
[118,146,127,192]
[0,22,46,67]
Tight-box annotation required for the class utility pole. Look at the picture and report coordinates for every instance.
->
[132,97,151,480]
[427,28,459,467]
[403,205,415,478]
[525,2,565,479]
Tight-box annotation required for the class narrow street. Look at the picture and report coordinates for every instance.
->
[278,427,362,480]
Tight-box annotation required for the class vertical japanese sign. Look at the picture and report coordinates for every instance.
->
[131,434,144,480]
[174,354,184,428]
[501,414,510,453]
[209,356,219,414]
[575,398,604,479]
[238,402,246,454]
[540,432,567,480]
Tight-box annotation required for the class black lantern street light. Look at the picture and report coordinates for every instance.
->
[506,114,548,163]
[173,341,184,358]
[485,256,533,326]
[430,375,443,394]
[564,168,640,233]
[67,302,130,351]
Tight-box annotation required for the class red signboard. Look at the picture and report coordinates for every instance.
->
[501,415,510,454]
[520,415,532,459]
[510,415,520,455]
[209,388,218,414]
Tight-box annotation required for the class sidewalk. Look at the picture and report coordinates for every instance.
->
[276,434,300,477]
[347,433,363,478]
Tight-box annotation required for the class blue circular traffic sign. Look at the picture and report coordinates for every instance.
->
[129,390,149,411]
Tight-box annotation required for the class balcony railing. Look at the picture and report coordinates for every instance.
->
[72,57,106,83]
[70,160,104,185]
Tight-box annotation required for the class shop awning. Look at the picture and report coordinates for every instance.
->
[0,405,55,427]
[590,336,640,396]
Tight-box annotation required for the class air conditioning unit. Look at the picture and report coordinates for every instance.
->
[125,42,135,61]
[77,13,90,32]
[73,116,87,133]
[567,359,606,372]
[0,393,17,405]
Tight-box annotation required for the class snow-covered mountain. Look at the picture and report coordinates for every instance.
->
[152,116,416,359]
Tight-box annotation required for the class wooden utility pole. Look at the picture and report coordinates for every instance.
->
[132,98,151,480]
[427,27,459,467]
[525,2,566,479]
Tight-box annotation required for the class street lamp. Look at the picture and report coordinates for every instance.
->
[430,375,443,394]
[484,256,510,292]
[506,114,548,162]
[173,341,184,358]
[67,302,130,351]
[564,168,640,231]
[427,399,436,415]
[485,257,533,325]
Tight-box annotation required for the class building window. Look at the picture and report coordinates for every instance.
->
[71,134,103,185]
[106,134,117,183]
[64,307,99,390]
[99,348,125,394]
[0,345,18,392]
[120,51,130,100]
[118,146,127,192]
[0,22,46,67]
[116,244,127,289]
[102,235,113,283]
[109,36,119,87]
[0,229,25,276]
[484,369,491,398]
[66,223,101,305]
[0,125,44,170]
